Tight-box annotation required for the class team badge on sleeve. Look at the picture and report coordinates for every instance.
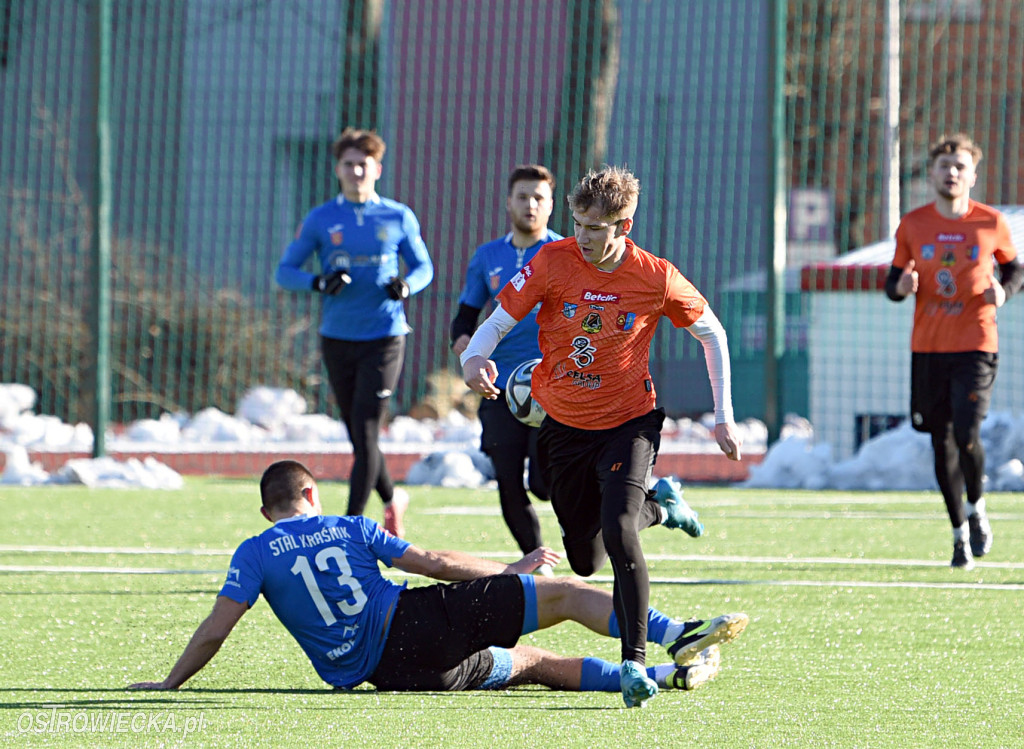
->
[510,264,533,291]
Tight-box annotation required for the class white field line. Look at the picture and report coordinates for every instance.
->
[583,575,1024,592]
[0,545,232,556]
[0,565,218,575]
[644,553,1024,570]
[4,545,1024,589]
[1,565,1022,591]
[423,506,1024,521]
[4,545,1024,569]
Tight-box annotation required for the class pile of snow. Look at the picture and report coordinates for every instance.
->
[745,412,1024,492]
[3,382,1024,492]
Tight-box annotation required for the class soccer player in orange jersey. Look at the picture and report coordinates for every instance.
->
[460,166,742,707]
[885,133,1023,571]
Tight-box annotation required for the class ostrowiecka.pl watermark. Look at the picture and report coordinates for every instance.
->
[17,708,208,736]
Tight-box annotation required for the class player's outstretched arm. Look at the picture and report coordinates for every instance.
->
[127,596,247,690]
[393,545,561,581]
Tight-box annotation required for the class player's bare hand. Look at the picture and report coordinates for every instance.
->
[462,355,500,399]
[896,259,918,296]
[506,546,562,574]
[983,280,1006,307]
[127,681,175,691]
[715,422,742,461]
[452,334,471,357]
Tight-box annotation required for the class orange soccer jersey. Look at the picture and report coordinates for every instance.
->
[893,200,1017,353]
[496,236,707,430]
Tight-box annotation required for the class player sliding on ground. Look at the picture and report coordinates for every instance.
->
[128,460,748,702]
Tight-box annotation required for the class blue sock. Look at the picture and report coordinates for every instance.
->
[519,574,539,635]
[607,607,674,644]
[580,658,661,692]
[480,647,514,689]
[580,657,621,691]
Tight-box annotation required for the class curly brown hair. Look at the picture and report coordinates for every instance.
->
[566,166,640,219]
[928,133,983,165]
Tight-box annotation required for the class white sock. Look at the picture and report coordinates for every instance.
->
[953,523,969,543]
[965,497,985,517]
[661,620,686,646]
[652,664,676,687]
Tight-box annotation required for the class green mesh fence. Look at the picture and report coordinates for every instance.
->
[1,1,1023,460]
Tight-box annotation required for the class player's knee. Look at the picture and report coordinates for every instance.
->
[953,424,983,453]
[527,477,548,501]
[565,552,600,577]
[599,513,637,557]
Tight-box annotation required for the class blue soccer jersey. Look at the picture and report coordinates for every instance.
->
[219,514,411,689]
[276,194,434,341]
[458,230,562,385]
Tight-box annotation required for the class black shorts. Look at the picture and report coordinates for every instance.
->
[321,335,405,417]
[478,391,535,453]
[910,351,997,433]
[367,575,525,691]
[537,408,664,546]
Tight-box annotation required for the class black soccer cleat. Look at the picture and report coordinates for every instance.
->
[665,645,722,691]
[968,512,993,557]
[667,612,749,666]
[951,540,975,571]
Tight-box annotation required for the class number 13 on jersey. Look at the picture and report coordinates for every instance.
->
[290,546,367,626]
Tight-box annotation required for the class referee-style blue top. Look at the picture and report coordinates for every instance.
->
[458,229,562,386]
[276,194,434,341]
[219,513,411,690]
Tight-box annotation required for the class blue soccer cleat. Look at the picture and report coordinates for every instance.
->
[652,477,704,537]
[619,660,658,708]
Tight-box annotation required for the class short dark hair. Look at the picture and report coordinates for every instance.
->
[260,460,314,513]
[507,164,555,195]
[567,166,640,219]
[331,127,386,161]
[929,133,983,165]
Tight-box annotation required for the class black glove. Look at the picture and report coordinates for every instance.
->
[385,276,410,301]
[312,270,351,295]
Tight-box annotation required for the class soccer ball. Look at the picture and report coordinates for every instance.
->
[505,358,546,427]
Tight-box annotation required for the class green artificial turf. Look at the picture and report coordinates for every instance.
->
[1,480,1022,747]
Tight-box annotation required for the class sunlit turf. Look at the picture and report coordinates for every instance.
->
[2,480,1022,747]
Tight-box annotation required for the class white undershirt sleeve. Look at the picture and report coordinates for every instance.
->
[459,305,519,366]
[685,306,735,424]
